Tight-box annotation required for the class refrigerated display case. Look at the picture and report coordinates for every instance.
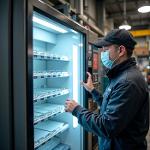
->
[11,0,87,150]
[32,10,86,150]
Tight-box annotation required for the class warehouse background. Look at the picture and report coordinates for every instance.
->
[48,0,150,84]
[47,0,150,149]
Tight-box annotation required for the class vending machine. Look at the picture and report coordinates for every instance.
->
[9,0,87,150]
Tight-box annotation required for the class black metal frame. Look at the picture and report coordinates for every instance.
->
[84,36,89,150]
[12,0,88,149]
[13,0,34,149]
[0,0,13,150]
[33,0,87,34]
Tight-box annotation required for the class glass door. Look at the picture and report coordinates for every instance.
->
[32,11,85,150]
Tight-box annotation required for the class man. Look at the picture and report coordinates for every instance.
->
[65,29,149,150]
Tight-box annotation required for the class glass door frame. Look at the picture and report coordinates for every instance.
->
[13,0,88,150]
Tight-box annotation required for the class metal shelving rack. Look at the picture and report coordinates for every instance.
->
[33,13,71,149]
[34,120,69,148]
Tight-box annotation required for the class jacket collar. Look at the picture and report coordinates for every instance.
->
[106,57,136,79]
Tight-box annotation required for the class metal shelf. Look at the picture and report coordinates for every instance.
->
[34,120,69,148]
[36,137,70,150]
[53,143,71,150]
[34,103,65,124]
[34,88,69,103]
[36,137,60,150]
[33,71,69,79]
[33,51,69,62]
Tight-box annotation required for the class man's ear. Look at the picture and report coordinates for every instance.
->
[118,45,126,57]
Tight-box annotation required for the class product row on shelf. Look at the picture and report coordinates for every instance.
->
[33,71,69,79]
[36,137,70,150]
[34,120,69,149]
[34,103,65,124]
[33,50,69,61]
[33,88,69,103]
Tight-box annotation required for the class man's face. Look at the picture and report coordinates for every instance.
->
[101,45,120,62]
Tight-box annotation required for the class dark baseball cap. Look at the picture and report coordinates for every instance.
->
[95,29,137,50]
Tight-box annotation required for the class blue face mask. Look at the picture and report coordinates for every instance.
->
[101,50,113,69]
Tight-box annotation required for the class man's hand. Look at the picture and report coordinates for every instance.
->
[81,72,94,93]
[65,100,79,112]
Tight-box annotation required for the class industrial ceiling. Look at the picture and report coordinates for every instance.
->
[105,0,150,30]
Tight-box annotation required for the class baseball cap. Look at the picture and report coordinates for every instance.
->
[95,29,137,50]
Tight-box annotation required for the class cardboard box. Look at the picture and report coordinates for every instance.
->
[134,47,149,56]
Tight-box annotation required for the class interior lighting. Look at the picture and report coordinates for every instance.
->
[119,0,131,30]
[33,16,67,33]
[138,5,150,13]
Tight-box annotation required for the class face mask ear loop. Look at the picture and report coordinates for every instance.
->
[111,47,121,67]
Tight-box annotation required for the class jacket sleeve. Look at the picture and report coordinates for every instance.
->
[91,89,103,106]
[72,81,141,138]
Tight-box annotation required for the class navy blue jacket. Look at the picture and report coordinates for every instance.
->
[72,57,149,150]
